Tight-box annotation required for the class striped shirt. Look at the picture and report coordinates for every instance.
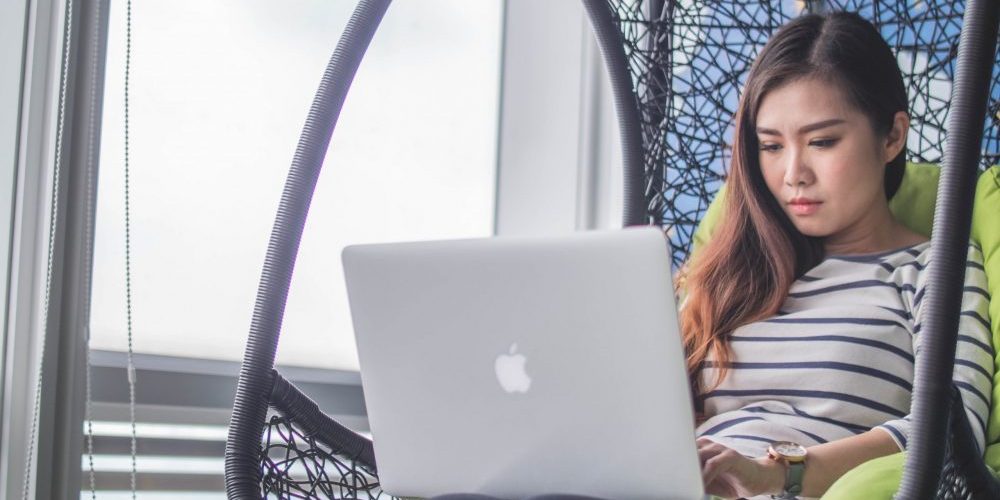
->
[694,240,993,460]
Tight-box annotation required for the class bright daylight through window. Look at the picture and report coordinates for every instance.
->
[90,0,502,371]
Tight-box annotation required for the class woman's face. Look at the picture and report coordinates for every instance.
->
[755,77,905,242]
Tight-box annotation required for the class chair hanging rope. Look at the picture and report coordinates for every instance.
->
[898,0,1000,497]
[581,0,646,227]
[224,0,393,496]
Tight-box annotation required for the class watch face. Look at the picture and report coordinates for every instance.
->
[772,441,807,458]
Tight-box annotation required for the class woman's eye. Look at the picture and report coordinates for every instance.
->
[810,138,837,148]
[760,144,781,152]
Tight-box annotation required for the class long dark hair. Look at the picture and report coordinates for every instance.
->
[678,11,910,409]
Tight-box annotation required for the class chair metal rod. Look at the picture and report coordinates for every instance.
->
[897,1,1000,498]
[581,0,648,227]
[223,1,392,497]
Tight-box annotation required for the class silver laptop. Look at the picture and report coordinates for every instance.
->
[341,226,704,500]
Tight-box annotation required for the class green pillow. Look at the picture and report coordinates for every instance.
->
[823,451,906,499]
[888,162,941,238]
[686,163,1000,497]
[975,167,1000,459]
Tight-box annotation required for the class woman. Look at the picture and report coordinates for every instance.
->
[678,11,993,499]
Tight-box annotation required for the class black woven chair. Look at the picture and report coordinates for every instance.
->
[224,0,1000,498]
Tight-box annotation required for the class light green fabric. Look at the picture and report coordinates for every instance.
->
[974,167,1000,464]
[690,183,728,258]
[686,163,1000,498]
[823,452,906,499]
[887,162,940,238]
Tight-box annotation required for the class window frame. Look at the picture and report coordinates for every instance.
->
[1,0,111,497]
[495,0,620,236]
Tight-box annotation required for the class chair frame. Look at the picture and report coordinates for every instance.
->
[224,1,1000,498]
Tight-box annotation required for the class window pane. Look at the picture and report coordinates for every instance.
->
[91,0,502,370]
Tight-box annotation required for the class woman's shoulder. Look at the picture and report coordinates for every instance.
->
[885,236,985,289]
[890,236,985,265]
[818,238,930,267]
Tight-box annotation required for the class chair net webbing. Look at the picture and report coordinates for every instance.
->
[260,415,388,499]
[607,0,1000,270]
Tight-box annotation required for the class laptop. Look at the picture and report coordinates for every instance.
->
[341,226,705,500]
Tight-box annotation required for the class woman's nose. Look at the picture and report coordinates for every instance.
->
[783,150,812,187]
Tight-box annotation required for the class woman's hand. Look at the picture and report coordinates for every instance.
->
[697,437,784,499]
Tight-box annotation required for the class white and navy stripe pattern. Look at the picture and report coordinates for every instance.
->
[694,241,993,459]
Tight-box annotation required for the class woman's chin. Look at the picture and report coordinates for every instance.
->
[789,221,831,238]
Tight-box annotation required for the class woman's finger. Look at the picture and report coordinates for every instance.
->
[696,436,725,451]
[702,448,739,487]
[697,442,725,466]
[696,438,732,468]
[695,436,716,446]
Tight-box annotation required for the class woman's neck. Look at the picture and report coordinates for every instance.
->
[823,204,916,256]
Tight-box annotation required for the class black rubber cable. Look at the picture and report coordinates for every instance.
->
[581,0,648,227]
[897,1,1000,498]
[224,1,392,497]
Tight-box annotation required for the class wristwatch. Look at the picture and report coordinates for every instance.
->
[767,441,807,499]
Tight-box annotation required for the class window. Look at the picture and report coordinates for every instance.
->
[90,0,502,371]
[85,1,502,496]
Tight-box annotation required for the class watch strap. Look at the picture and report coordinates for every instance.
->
[771,460,805,499]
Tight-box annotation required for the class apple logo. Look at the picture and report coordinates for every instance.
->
[494,343,531,393]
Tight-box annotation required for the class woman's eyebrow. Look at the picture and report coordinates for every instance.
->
[756,118,846,136]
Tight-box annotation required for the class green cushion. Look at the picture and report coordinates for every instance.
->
[687,162,1000,498]
[888,162,941,238]
[823,451,906,499]
[975,167,1000,459]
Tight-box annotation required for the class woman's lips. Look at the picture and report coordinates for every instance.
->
[789,201,822,215]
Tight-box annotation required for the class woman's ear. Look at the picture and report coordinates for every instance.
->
[883,111,909,163]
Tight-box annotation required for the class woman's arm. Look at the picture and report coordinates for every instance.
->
[701,429,900,498]
[752,428,900,497]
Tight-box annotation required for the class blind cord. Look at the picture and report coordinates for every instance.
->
[123,0,139,495]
